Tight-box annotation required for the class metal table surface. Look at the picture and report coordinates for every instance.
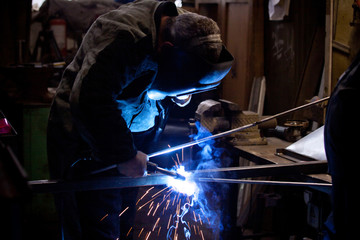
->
[234,137,332,186]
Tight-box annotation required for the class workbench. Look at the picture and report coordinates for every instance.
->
[234,137,332,187]
[233,137,333,237]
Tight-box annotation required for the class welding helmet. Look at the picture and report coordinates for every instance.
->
[147,44,234,100]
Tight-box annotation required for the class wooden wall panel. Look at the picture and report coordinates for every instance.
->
[264,0,326,118]
[222,1,251,109]
[196,0,264,110]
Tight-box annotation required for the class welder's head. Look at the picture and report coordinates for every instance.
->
[148,13,234,100]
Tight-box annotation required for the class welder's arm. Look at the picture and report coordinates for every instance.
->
[70,33,143,171]
[117,151,149,177]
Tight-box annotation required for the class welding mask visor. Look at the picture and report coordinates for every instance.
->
[148,45,234,100]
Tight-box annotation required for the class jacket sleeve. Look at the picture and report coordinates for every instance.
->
[70,33,143,165]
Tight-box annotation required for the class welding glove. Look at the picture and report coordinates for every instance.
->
[117,151,149,177]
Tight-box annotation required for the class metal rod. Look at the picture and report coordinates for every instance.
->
[29,161,330,193]
[29,174,172,193]
[148,96,330,158]
[197,178,332,190]
[147,162,186,180]
[91,96,329,175]
[190,161,328,178]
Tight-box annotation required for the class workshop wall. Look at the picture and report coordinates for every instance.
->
[332,0,360,90]
[0,0,32,66]
[264,0,326,116]
[195,0,265,110]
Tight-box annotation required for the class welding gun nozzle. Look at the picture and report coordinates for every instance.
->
[147,162,186,181]
[175,173,186,181]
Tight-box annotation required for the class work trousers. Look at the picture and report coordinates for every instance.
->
[76,177,138,240]
[54,159,138,240]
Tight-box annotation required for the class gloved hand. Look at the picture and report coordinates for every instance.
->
[117,151,149,177]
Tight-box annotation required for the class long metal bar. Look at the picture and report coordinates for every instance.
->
[148,96,329,158]
[30,161,329,193]
[29,174,172,193]
[92,96,329,175]
[197,178,331,188]
[190,161,328,179]
[197,178,332,194]
[29,174,331,194]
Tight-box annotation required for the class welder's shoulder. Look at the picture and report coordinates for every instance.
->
[95,0,159,40]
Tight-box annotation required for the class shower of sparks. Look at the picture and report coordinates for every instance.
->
[100,141,220,240]
[129,159,214,240]
[166,166,198,196]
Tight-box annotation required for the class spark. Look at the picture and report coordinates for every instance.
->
[159,189,174,207]
[153,217,160,231]
[138,227,144,238]
[176,153,181,165]
[152,203,160,216]
[126,227,132,237]
[145,231,152,240]
[99,213,108,222]
[136,186,154,205]
[138,187,168,210]
[200,208,211,224]
[165,199,170,210]
[118,206,129,217]
[172,157,179,167]
[200,229,205,240]
[152,186,170,198]
[147,206,153,216]
[167,214,172,229]
[172,193,177,206]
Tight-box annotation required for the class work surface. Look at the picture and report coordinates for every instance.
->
[234,137,332,184]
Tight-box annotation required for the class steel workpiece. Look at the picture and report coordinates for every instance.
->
[29,160,330,193]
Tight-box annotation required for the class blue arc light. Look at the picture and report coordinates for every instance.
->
[166,166,198,197]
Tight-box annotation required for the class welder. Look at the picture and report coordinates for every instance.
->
[47,0,233,239]
[324,32,360,239]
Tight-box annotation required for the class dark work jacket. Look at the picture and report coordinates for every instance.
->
[324,51,360,239]
[47,0,182,179]
[324,51,360,178]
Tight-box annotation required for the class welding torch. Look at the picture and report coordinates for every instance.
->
[89,154,188,180]
[146,162,186,180]
[91,96,329,179]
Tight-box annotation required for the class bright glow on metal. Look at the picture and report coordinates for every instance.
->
[166,166,198,197]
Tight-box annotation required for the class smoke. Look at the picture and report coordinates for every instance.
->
[190,121,232,236]
[165,121,234,239]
